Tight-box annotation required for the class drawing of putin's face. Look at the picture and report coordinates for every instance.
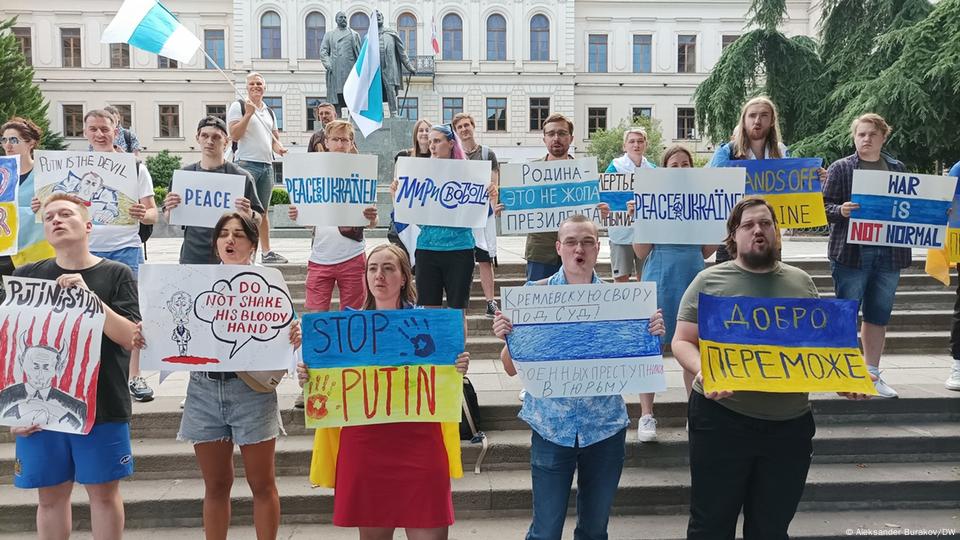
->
[20,344,64,391]
[77,172,104,201]
[168,291,192,325]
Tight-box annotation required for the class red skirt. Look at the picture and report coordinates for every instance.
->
[332,422,454,528]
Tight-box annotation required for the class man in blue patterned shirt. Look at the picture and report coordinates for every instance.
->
[493,214,665,540]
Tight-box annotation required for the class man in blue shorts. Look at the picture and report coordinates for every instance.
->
[11,193,141,538]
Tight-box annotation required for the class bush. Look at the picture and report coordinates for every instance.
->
[153,186,168,207]
[145,150,182,190]
[586,116,665,171]
[271,186,289,205]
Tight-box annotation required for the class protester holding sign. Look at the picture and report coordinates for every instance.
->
[493,215,665,539]
[823,113,910,399]
[388,119,432,262]
[672,197,873,539]
[11,192,141,540]
[1,117,54,272]
[948,159,960,392]
[605,127,656,282]
[296,243,469,537]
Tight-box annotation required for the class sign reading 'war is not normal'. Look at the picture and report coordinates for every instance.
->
[730,157,826,228]
[393,157,491,228]
[848,170,957,249]
[169,170,246,228]
[697,294,876,395]
[499,158,602,234]
[284,153,379,227]
[502,282,665,398]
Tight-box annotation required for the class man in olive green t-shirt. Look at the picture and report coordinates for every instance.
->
[672,198,872,540]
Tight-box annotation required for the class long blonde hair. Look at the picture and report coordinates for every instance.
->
[731,96,783,159]
[362,244,418,310]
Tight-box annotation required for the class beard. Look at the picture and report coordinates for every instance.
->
[739,242,777,269]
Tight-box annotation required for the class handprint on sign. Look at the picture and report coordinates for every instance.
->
[306,374,336,420]
[397,317,436,358]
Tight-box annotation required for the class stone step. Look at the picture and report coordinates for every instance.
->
[1,462,956,532]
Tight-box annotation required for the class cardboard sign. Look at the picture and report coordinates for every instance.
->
[501,282,666,398]
[169,170,246,228]
[0,156,20,256]
[0,277,106,434]
[302,309,464,428]
[697,294,876,395]
[632,167,745,244]
[138,265,296,371]
[499,158,603,234]
[34,150,141,227]
[393,157,491,228]
[283,153,379,227]
[847,170,956,249]
[730,157,826,228]
[599,172,634,229]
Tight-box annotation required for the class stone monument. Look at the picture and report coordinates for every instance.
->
[376,11,416,116]
[319,12,360,112]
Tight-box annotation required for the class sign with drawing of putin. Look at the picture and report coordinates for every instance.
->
[34,150,141,227]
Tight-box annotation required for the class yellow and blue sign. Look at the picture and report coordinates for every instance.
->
[0,156,21,257]
[730,157,826,228]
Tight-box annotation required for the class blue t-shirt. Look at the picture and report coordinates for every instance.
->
[417,225,474,251]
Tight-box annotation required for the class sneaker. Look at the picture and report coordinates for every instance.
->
[128,376,154,402]
[179,398,185,409]
[518,388,527,401]
[871,371,899,399]
[946,365,960,391]
[485,299,499,318]
[294,394,305,409]
[637,414,658,442]
[261,251,288,264]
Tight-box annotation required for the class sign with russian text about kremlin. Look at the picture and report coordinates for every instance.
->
[284,153,379,227]
[302,309,465,428]
[502,282,666,398]
[169,170,246,228]
[848,170,956,249]
[729,158,826,228]
[393,157,491,228]
[499,158,603,234]
[631,168,745,244]
[697,294,876,395]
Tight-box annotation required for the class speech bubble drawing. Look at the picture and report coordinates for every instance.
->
[193,271,295,359]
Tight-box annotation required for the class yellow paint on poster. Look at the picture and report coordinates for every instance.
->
[947,228,960,263]
[762,193,827,229]
[0,202,19,255]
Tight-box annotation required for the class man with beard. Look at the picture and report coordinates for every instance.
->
[672,197,871,539]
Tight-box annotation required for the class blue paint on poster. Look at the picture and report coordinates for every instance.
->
[599,191,633,212]
[506,319,660,361]
[730,158,823,195]
[851,194,950,225]
[501,181,601,211]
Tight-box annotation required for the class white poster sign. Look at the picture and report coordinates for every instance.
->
[169,170,246,228]
[499,157,603,234]
[393,157,491,228]
[283,153,379,226]
[34,150,140,228]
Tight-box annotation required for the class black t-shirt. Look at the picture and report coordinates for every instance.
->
[178,161,264,264]
[12,258,141,424]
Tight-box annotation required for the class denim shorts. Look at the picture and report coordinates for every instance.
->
[15,422,134,488]
[236,160,275,211]
[831,246,901,326]
[92,246,144,279]
[178,372,282,446]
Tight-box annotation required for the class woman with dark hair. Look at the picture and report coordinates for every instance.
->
[1,117,55,274]
[297,242,469,539]
[387,119,433,259]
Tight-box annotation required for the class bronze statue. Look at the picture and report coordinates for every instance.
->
[376,11,416,115]
[319,12,361,111]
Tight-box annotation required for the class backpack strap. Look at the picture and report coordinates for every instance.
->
[461,395,488,474]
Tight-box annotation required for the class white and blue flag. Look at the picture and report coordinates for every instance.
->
[101,0,201,64]
[343,15,384,137]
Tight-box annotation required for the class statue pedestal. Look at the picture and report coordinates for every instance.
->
[353,116,417,222]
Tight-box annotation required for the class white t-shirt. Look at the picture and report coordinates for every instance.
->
[309,226,365,265]
[89,161,154,252]
[226,101,275,164]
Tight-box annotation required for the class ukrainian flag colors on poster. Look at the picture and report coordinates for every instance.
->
[697,294,876,395]
[301,309,464,428]
[945,176,960,263]
[0,156,20,256]
[729,157,826,228]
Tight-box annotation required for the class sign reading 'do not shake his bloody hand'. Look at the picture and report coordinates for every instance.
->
[697,294,876,395]
[302,309,464,428]
[393,157,492,228]
[729,157,827,228]
[501,282,666,398]
[499,158,603,234]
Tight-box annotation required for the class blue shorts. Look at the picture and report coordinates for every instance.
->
[14,422,134,488]
[237,160,275,211]
[92,246,143,278]
[178,372,282,446]
[831,246,901,326]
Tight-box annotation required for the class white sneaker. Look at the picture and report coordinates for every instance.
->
[637,414,658,442]
[871,372,899,399]
[946,366,960,391]
[518,388,527,401]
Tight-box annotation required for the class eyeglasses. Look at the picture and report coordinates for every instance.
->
[544,130,571,139]
[0,137,23,145]
[327,137,352,144]
[560,238,597,248]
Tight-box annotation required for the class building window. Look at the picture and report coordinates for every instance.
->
[529,98,550,131]
[588,34,607,73]
[206,104,227,123]
[305,97,323,131]
[632,107,652,120]
[486,98,507,131]
[721,34,739,51]
[305,13,325,59]
[398,13,417,60]
[264,97,283,130]
[13,27,32,66]
[442,97,463,124]
[205,29,225,68]
[530,15,549,61]
[62,105,84,137]
[110,104,132,128]
[350,12,370,36]
[677,107,696,139]
[398,97,419,120]
[442,14,463,61]
[159,105,181,138]
[633,35,652,73]
[61,28,81,68]
[678,34,697,73]
[110,43,130,68]
[486,14,506,61]
[261,11,282,59]
[158,55,178,69]
[587,108,608,135]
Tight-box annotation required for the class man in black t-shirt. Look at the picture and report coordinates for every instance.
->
[11,192,141,539]
[163,117,264,264]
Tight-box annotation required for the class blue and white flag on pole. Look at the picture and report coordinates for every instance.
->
[343,14,384,137]
[101,0,201,64]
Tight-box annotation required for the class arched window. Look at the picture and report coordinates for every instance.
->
[442,13,463,60]
[350,12,370,36]
[530,14,549,61]
[260,11,282,59]
[305,12,325,59]
[398,12,417,60]
[486,14,506,61]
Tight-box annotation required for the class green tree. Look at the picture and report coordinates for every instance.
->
[586,116,665,172]
[145,150,182,189]
[0,17,66,151]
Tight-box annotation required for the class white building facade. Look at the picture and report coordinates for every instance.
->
[8,0,820,161]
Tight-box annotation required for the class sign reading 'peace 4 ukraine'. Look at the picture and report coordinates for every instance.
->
[729,158,826,228]
[697,294,876,395]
